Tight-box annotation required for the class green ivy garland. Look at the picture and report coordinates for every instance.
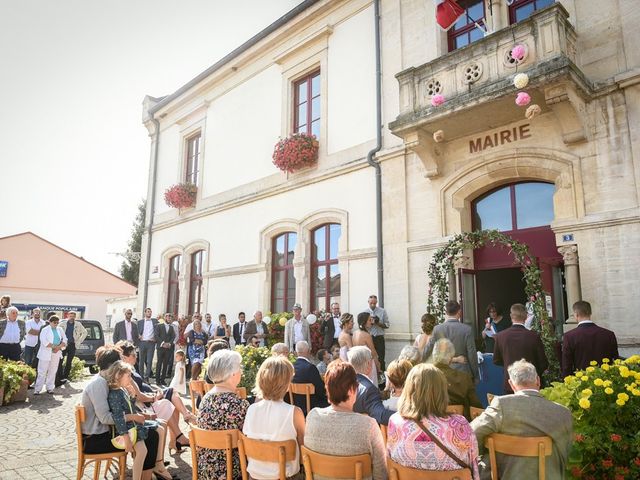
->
[426,229,560,382]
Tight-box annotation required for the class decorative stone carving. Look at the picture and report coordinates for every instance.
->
[558,245,579,265]
[404,129,444,178]
[544,83,587,145]
[462,63,483,84]
[425,79,442,96]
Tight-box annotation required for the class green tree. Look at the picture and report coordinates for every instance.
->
[120,199,146,286]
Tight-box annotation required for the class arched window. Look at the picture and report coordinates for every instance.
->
[473,181,555,232]
[271,232,297,313]
[166,255,181,316]
[311,223,341,312]
[188,250,205,315]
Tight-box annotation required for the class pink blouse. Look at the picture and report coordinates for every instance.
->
[387,413,480,479]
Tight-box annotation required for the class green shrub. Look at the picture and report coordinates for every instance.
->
[0,359,36,403]
[69,356,86,381]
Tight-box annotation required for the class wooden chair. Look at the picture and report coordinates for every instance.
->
[380,424,388,445]
[485,433,552,480]
[470,406,484,420]
[237,433,298,480]
[236,386,247,399]
[446,404,464,415]
[388,458,472,480]
[287,383,315,414]
[75,404,128,480]
[301,446,372,480]
[189,380,206,413]
[189,426,239,480]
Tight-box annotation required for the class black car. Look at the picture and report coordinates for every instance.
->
[77,320,105,373]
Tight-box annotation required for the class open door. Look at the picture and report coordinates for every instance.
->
[458,268,479,339]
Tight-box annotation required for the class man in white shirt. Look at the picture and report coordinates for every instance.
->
[367,294,390,371]
[137,307,158,383]
[284,303,310,352]
[0,306,26,361]
[24,308,44,367]
[202,313,215,337]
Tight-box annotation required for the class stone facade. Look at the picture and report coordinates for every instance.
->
[140,0,640,358]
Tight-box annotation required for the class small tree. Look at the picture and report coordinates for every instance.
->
[120,199,146,286]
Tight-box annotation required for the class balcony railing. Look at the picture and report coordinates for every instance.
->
[390,4,592,178]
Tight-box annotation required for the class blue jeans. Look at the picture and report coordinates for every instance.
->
[138,341,156,380]
[23,345,38,367]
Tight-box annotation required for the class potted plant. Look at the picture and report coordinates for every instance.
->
[541,355,640,479]
[0,360,36,404]
[164,182,197,209]
[272,133,319,173]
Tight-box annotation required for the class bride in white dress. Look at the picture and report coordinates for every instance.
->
[352,312,380,385]
[338,314,354,362]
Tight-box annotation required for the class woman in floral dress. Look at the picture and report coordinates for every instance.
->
[197,349,248,480]
[187,319,208,381]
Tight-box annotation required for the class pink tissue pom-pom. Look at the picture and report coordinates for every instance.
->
[515,92,531,106]
[511,44,526,60]
[431,94,445,107]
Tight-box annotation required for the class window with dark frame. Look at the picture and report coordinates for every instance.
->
[188,250,205,315]
[271,232,297,313]
[447,0,486,52]
[185,133,201,185]
[310,223,341,312]
[508,0,554,24]
[166,255,181,316]
[293,70,320,139]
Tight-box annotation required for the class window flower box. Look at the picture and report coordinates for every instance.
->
[272,133,319,173]
[164,183,197,209]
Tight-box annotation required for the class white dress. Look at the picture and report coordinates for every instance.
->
[340,345,350,362]
[242,399,300,479]
[169,360,187,395]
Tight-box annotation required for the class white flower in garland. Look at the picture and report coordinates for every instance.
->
[513,73,529,89]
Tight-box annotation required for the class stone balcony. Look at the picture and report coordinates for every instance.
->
[389,3,593,178]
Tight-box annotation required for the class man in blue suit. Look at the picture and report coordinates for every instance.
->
[348,345,393,425]
[291,341,328,415]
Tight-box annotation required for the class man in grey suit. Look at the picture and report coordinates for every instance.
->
[348,345,393,425]
[471,359,573,480]
[111,309,139,346]
[423,301,479,383]
[137,307,158,383]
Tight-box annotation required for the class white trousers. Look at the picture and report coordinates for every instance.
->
[34,355,60,393]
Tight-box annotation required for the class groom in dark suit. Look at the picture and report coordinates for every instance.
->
[562,300,619,377]
[321,302,341,349]
[155,313,176,386]
[494,303,548,394]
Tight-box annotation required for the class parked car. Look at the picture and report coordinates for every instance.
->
[77,320,105,374]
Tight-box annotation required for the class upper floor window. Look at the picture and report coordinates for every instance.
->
[473,182,555,232]
[448,0,486,52]
[188,250,205,315]
[294,70,320,139]
[166,255,181,316]
[311,223,341,312]
[185,133,201,185]
[509,0,554,24]
[271,232,297,313]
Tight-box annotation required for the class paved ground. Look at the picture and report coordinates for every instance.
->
[0,374,194,480]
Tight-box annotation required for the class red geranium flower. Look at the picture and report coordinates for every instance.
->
[164,183,197,209]
[602,459,614,468]
[611,434,622,442]
[272,133,319,173]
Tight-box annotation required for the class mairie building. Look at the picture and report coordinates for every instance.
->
[139,0,640,357]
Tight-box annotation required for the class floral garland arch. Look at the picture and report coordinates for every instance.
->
[426,229,560,382]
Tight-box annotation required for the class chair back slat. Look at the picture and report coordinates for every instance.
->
[288,383,315,414]
[470,406,484,420]
[301,446,371,479]
[75,404,85,451]
[189,380,205,413]
[485,433,552,480]
[388,458,472,479]
[446,404,464,415]
[190,427,238,480]
[487,393,496,404]
[238,433,297,480]
[236,387,247,399]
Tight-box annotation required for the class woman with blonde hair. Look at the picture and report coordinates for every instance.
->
[242,356,305,479]
[387,364,479,478]
[383,359,412,411]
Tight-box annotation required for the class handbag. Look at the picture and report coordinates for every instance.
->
[412,419,472,471]
[111,426,137,449]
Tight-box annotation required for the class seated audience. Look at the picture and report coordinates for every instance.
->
[315,348,331,375]
[305,360,387,480]
[197,350,249,480]
[247,335,261,348]
[383,359,412,411]
[243,356,305,479]
[397,345,421,366]
[271,342,290,357]
[471,359,572,480]
[330,344,341,361]
[348,346,393,425]
[291,341,328,415]
[387,363,479,479]
[432,338,482,420]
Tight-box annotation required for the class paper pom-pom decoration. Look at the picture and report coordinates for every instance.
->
[515,92,531,107]
[430,94,445,107]
[306,314,317,325]
[511,44,526,60]
[263,316,271,325]
[433,130,445,143]
[279,316,287,327]
[513,73,529,89]
[525,104,541,119]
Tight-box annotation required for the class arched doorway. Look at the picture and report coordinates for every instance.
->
[466,181,566,339]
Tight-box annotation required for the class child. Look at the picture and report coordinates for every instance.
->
[106,360,150,480]
[169,349,187,395]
